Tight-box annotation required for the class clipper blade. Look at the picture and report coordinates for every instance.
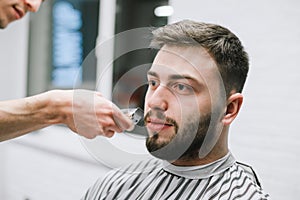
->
[122,107,147,136]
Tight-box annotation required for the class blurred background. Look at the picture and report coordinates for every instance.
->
[0,0,299,199]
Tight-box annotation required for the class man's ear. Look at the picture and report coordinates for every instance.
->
[222,93,243,126]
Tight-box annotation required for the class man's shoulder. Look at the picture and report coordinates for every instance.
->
[235,161,262,187]
[213,161,270,199]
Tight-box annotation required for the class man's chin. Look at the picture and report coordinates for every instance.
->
[146,138,187,161]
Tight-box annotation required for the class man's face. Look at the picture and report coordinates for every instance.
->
[144,45,226,161]
[0,0,42,28]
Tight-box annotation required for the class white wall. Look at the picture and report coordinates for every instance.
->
[169,0,300,199]
[0,127,109,200]
[0,16,28,100]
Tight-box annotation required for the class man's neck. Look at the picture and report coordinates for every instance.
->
[170,145,229,166]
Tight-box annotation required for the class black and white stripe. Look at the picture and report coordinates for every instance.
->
[83,157,269,200]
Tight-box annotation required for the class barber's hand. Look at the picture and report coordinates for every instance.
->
[48,90,134,139]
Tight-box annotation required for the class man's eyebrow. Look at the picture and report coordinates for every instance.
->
[148,71,203,87]
[169,74,194,80]
[147,71,158,77]
[169,74,198,82]
[169,74,204,87]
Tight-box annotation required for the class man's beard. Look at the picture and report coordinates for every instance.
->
[145,110,213,161]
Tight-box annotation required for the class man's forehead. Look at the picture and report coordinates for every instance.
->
[160,44,212,58]
[152,45,218,74]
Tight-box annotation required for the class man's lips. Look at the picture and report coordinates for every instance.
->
[13,6,25,19]
[146,118,174,132]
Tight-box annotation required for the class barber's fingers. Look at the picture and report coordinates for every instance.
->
[100,117,124,134]
[111,104,135,131]
[95,92,134,132]
[102,128,115,138]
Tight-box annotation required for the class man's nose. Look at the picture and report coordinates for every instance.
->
[146,85,170,111]
[24,0,42,12]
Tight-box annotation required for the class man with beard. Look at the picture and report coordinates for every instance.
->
[0,0,134,141]
[82,20,269,199]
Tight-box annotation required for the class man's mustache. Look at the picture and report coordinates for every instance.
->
[144,110,178,132]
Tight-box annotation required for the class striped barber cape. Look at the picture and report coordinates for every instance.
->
[82,152,269,200]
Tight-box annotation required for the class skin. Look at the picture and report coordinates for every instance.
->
[0,0,134,141]
[0,0,42,28]
[144,45,243,166]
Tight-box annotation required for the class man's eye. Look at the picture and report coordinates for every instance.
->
[148,80,159,88]
[172,83,193,95]
[177,84,186,90]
